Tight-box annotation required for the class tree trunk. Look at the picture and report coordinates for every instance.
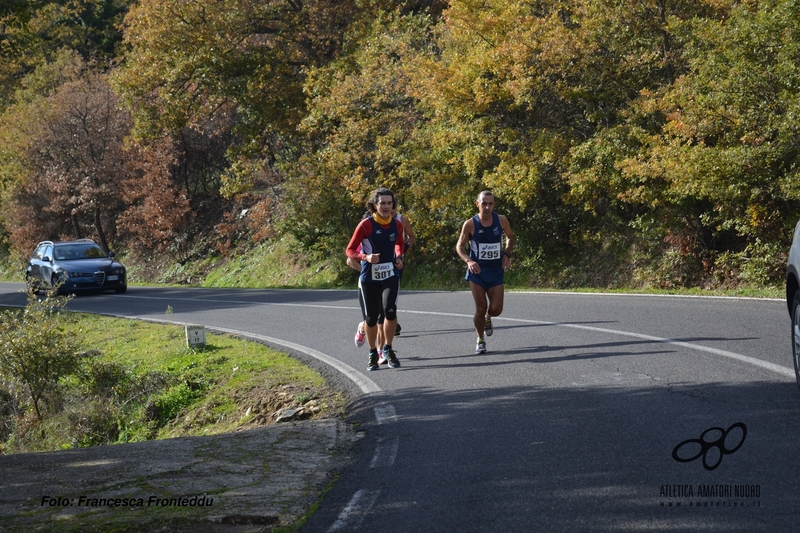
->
[94,208,109,252]
[71,213,82,239]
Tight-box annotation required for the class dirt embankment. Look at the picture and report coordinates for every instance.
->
[0,418,355,532]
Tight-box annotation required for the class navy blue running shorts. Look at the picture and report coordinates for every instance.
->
[466,265,505,290]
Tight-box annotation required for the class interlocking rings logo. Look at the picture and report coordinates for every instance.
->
[672,422,747,471]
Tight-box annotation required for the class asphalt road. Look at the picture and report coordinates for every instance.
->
[0,283,798,532]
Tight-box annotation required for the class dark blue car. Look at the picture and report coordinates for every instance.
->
[26,239,127,294]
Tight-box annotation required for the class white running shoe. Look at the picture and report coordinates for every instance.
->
[476,338,487,354]
[354,328,365,348]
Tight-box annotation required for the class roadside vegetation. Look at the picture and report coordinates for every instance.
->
[0,289,345,455]
[194,236,785,297]
[0,0,798,298]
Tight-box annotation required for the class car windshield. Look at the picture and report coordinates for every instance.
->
[53,244,107,261]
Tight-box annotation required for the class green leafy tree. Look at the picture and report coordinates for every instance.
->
[617,0,800,284]
[412,0,729,282]
[288,12,434,257]
[113,0,359,198]
[0,0,131,107]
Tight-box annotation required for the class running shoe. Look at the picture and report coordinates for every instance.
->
[395,323,402,336]
[368,351,380,371]
[377,349,387,365]
[476,338,487,354]
[484,316,493,337]
[385,347,400,368]
[354,327,365,348]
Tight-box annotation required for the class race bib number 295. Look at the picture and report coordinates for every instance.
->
[371,262,395,280]
[478,242,501,260]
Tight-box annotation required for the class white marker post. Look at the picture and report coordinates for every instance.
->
[185,325,206,348]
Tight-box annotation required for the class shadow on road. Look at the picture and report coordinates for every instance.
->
[305,380,800,532]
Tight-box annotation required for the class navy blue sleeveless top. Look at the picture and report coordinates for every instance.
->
[468,212,503,268]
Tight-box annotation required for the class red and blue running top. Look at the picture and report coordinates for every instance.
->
[346,216,405,283]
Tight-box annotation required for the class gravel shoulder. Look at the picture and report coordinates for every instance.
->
[0,418,355,532]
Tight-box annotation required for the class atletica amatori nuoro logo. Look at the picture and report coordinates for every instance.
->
[672,422,747,471]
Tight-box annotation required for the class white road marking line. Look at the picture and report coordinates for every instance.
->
[101,292,797,379]
[399,309,796,379]
[327,489,381,532]
[374,405,397,424]
[557,321,795,378]
[370,436,399,468]
[210,326,385,393]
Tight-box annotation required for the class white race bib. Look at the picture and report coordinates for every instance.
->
[371,262,395,280]
[478,242,501,261]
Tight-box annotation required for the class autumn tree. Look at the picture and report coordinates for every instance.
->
[610,0,800,285]
[20,73,132,252]
[117,138,194,262]
[0,51,87,254]
[403,0,733,283]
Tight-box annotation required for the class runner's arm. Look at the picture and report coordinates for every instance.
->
[456,219,479,273]
[400,215,416,252]
[499,215,514,269]
[346,221,371,262]
[394,220,405,267]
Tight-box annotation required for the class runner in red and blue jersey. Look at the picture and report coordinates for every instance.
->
[350,207,415,363]
[346,188,405,370]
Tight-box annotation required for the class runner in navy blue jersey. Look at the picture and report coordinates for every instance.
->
[456,191,514,354]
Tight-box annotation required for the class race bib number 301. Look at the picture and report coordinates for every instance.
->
[478,242,501,260]
[371,262,395,280]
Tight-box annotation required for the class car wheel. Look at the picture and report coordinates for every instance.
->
[50,274,64,294]
[25,274,39,294]
[114,286,127,294]
[792,291,800,390]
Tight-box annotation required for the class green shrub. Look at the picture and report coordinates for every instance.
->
[148,382,204,424]
[0,289,79,420]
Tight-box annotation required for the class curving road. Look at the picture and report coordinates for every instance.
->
[1,282,798,531]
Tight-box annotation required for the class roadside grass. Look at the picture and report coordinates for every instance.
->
[0,232,784,298]
[0,311,345,455]
[197,238,785,297]
[201,237,343,289]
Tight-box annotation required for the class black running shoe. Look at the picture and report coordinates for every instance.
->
[368,351,380,371]
[395,323,402,336]
[385,347,400,368]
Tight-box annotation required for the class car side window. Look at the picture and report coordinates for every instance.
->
[32,245,45,260]
[44,245,53,261]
